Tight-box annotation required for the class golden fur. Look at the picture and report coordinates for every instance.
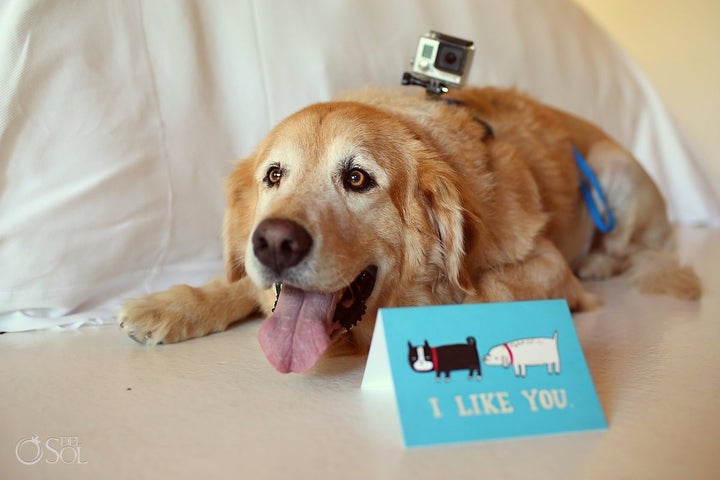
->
[118,87,701,364]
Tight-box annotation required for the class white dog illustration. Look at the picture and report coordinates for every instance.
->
[483,332,560,377]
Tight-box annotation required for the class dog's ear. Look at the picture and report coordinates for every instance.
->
[223,157,258,283]
[418,162,476,295]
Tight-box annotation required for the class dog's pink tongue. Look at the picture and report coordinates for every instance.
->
[258,285,339,374]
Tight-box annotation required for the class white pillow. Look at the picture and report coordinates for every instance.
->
[1,0,718,331]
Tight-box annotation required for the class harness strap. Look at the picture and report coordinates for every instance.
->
[442,98,494,141]
[573,147,616,234]
[441,97,615,235]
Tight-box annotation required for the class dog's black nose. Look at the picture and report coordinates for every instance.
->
[252,218,313,275]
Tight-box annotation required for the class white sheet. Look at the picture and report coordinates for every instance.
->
[1,0,718,332]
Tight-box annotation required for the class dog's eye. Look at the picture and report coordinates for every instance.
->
[264,165,283,187]
[343,168,376,192]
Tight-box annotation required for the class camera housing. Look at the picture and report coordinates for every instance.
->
[409,31,475,89]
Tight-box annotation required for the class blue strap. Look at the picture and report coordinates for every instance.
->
[573,147,616,234]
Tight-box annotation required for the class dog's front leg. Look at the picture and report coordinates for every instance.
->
[117,275,262,345]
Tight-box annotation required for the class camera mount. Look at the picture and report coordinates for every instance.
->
[401,72,450,96]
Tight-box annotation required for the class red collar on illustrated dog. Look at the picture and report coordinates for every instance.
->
[503,343,514,365]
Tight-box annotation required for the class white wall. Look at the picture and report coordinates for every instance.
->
[574,0,720,182]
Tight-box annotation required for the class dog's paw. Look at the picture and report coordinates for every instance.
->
[116,285,210,345]
[575,252,624,280]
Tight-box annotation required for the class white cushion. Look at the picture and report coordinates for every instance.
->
[1,0,718,331]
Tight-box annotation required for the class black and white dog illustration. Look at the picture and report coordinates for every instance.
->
[408,337,482,381]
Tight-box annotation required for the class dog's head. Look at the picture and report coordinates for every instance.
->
[223,101,478,373]
[483,345,511,368]
[408,340,435,373]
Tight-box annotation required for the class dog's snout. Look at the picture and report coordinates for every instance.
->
[252,218,313,275]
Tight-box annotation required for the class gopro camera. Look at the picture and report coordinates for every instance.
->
[402,31,475,96]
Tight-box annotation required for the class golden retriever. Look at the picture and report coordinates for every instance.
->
[117,87,701,373]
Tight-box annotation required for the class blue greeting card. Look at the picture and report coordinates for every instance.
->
[361,299,607,447]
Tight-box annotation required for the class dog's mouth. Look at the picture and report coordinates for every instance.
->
[257,266,378,374]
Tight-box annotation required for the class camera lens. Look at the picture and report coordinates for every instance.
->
[435,44,466,75]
